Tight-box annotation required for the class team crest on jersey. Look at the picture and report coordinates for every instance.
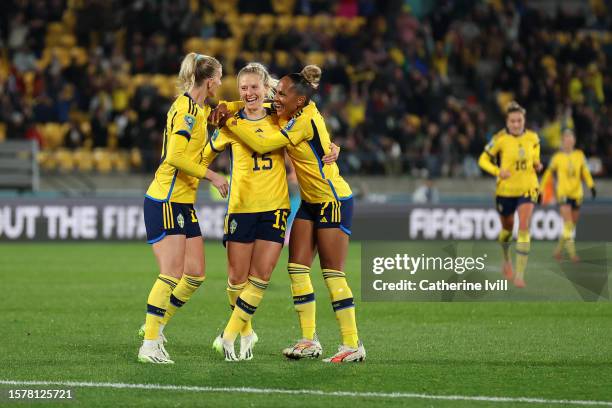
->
[184,114,195,132]
[518,145,525,158]
[230,219,238,234]
[255,128,263,133]
[177,213,185,228]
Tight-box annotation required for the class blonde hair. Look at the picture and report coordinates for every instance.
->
[237,62,278,99]
[177,53,221,94]
[505,100,526,116]
[300,65,322,89]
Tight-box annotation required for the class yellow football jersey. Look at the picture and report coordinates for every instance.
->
[479,129,541,197]
[542,150,594,200]
[201,109,290,213]
[146,93,211,204]
[225,102,352,203]
[280,103,352,203]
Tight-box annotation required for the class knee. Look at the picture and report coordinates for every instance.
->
[227,266,247,285]
[249,264,273,282]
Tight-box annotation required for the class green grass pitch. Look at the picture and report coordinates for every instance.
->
[1,241,612,407]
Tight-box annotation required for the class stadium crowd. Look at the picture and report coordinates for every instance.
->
[1,0,611,176]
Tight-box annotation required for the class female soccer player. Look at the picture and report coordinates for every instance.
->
[138,53,229,364]
[201,62,292,361]
[218,65,365,363]
[478,101,542,288]
[541,129,596,262]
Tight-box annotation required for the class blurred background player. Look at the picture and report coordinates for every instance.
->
[203,62,290,361]
[541,129,596,262]
[225,65,365,363]
[138,53,229,364]
[478,101,542,288]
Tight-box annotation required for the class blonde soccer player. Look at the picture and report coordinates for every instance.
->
[137,53,229,364]
[198,62,292,361]
[541,129,596,262]
[478,101,542,288]
[215,65,365,362]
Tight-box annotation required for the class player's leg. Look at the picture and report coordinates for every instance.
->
[160,205,206,331]
[568,202,581,262]
[318,199,364,363]
[283,207,321,359]
[139,235,185,364]
[514,201,535,287]
[231,239,284,360]
[555,203,573,260]
[496,197,515,280]
[226,241,255,335]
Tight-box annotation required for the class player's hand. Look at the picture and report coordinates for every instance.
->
[208,104,230,128]
[210,173,229,198]
[534,162,543,173]
[499,169,511,179]
[591,187,597,200]
[322,143,340,164]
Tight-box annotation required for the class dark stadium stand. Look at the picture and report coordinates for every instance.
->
[0,0,611,179]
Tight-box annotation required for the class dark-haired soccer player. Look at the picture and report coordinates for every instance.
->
[541,129,596,262]
[221,65,365,362]
[138,53,229,364]
[478,101,542,288]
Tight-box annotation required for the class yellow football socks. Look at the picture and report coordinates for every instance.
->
[288,263,316,340]
[144,274,178,340]
[160,274,205,327]
[322,268,358,349]
[223,276,268,343]
[226,279,253,336]
[498,228,512,261]
[562,222,576,258]
[515,230,531,281]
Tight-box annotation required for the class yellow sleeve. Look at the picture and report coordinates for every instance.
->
[532,134,541,164]
[201,128,231,167]
[225,118,291,154]
[174,98,198,139]
[580,152,595,188]
[165,133,208,178]
[479,138,501,176]
[282,115,311,145]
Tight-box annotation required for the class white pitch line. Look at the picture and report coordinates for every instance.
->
[1,379,611,406]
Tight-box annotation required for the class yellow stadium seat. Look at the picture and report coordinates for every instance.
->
[74,148,94,172]
[239,14,257,27]
[183,37,207,54]
[130,148,143,169]
[38,150,57,171]
[0,123,6,142]
[113,150,130,172]
[275,14,293,32]
[294,15,310,32]
[93,148,112,173]
[55,148,74,172]
[305,52,325,67]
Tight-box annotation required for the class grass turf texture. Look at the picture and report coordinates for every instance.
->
[1,241,611,407]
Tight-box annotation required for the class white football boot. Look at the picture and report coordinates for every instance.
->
[138,324,170,359]
[282,334,323,359]
[240,331,259,361]
[212,334,239,362]
[323,341,366,363]
[137,340,174,364]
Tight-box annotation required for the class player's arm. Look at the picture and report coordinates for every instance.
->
[225,119,293,154]
[165,108,208,178]
[478,139,501,177]
[533,135,543,172]
[580,152,596,198]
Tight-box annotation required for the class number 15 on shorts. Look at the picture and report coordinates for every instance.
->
[273,209,289,231]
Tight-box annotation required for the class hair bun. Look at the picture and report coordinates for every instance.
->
[300,65,322,89]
